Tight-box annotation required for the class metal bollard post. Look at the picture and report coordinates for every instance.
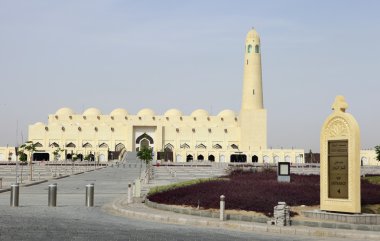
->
[85,183,94,207]
[48,183,57,207]
[0,177,2,189]
[220,195,225,221]
[127,183,132,204]
[10,183,19,207]
[132,182,135,197]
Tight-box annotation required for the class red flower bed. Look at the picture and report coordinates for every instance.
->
[147,170,380,217]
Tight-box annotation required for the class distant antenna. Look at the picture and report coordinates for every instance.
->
[16,120,18,146]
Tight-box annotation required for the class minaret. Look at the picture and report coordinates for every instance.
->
[240,28,267,152]
[241,28,263,110]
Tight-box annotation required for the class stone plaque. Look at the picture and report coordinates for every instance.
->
[328,140,348,199]
[320,96,361,213]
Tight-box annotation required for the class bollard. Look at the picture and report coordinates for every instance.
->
[220,195,225,221]
[129,164,131,168]
[0,177,2,189]
[132,182,135,197]
[134,179,141,198]
[134,164,137,168]
[85,183,94,207]
[127,183,132,204]
[48,183,57,207]
[10,183,19,207]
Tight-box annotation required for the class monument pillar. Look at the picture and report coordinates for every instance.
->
[320,96,361,213]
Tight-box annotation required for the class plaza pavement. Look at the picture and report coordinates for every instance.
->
[0,162,376,241]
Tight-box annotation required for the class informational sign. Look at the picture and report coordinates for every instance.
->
[328,140,348,199]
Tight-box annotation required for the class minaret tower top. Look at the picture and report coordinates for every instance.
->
[241,28,264,110]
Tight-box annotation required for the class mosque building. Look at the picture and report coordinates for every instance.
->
[1,29,377,164]
[22,29,304,163]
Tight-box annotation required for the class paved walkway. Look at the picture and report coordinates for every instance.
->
[108,194,380,240]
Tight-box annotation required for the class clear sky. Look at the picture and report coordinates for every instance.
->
[0,0,379,152]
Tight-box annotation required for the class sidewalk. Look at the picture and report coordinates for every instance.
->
[107,195,380,240]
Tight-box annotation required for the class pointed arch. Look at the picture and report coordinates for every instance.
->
[50,142,59,148]
[196,144,206,149]
[66,142,76,148]
[164,143,174,151]
[82,142,92,148]
[197,155,204,161]
[231,144,239,149]
[115,143,125,152]
[136,133,154,144]
[35,142,43,148]
[180,143,190,149]
[99,143,109,148]
[212,144,222,149]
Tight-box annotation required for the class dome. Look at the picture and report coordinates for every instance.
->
[137,108,155,117]
[164,109,183,117]
[217,109,236,118]
[110,108,128,116]
[191,109,209,117]
[33,122,45,126]
[246,28,260,41]
[55,107,75,116]
[83,108,102,116]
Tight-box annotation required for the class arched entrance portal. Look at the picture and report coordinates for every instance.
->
[140,139,150,149]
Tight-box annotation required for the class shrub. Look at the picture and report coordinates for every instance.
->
[147,170,380,217]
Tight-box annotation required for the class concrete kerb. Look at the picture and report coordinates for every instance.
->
[109,196,380,240]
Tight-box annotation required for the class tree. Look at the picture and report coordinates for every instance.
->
[375,145,380,162]
[19,141,38,181]
[17,151,27,183]
[137,147,153,164]
[53,147,65,161]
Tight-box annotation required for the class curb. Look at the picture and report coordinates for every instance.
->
[110,196,380,240]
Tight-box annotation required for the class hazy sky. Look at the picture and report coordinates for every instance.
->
[0,0,379,152]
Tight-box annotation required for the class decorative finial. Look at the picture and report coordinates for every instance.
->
[331,95,348,113]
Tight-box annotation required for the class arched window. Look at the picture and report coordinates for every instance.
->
[255,44,260,53]
[247,44,252,53]
[197,155,204,161]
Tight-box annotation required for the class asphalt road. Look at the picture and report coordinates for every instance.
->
[0,166,347,241]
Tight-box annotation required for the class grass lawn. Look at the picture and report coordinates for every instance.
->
[147,170,380,217]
